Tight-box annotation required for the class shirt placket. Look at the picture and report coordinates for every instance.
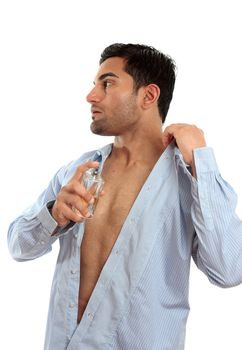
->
[66,226,84,342]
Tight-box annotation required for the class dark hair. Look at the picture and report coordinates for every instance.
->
[100,43,176,123]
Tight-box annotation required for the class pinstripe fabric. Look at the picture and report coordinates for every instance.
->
[8,142,242,350]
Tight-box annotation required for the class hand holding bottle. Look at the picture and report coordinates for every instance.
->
[51,161,104,226]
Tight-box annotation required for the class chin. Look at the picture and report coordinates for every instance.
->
[90,124,109,136]
[90,120,120,136]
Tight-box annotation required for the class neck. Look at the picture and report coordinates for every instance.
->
[111,119,165,165]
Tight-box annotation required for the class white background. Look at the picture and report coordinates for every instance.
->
[1,1,242,349]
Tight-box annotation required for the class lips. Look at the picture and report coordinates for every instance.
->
[92,110,101,115]
[91,106,103,113]
[91,107,103,120]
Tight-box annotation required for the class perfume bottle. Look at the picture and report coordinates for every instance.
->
[82,166,104,217]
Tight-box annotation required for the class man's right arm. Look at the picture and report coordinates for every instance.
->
[7,161,99,262]
[7,165,67,261]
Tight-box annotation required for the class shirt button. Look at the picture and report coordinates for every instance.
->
[74,233,78,239]
[69,303,75,308]
[87,312,92,318]
[40,240,45,245]
[147,186,151,191]
[71,270,77,274]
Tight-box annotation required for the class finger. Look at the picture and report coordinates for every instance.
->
[54,203,72,227]
[64,205,86,222]
[162,128,175,147]
[69,194,92,217]
[52,197,89,226]
[51,201,69,227]
[72,161,100,182]
[63,181,95,204]
[162,124,187,146]
[99,190,105,197]
[71,205,92,219]
[163,123,189,135]
[60,191,91,214]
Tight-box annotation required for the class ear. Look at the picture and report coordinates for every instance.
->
[141,84,160,110]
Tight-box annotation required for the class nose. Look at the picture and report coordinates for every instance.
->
[86,86,103,104]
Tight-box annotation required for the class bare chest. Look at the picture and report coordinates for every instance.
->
[81,165,150,265]
[77,163,152,322]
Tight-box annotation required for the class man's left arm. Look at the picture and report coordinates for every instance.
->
[163,123,242,287]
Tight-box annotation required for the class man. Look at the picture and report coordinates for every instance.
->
[8,43,242,349]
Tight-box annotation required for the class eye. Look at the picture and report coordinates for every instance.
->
[103,80,112,89]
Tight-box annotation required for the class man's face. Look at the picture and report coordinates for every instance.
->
[86,57,140,136]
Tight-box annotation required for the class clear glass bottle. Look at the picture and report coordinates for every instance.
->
[82,167,104,217]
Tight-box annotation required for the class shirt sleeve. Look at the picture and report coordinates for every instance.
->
[7,166,76,262]
[189,147,242,287]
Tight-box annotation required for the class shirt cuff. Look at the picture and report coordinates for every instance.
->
[37,201,59,234]
[193,147,219,175]
[38,201,77,236]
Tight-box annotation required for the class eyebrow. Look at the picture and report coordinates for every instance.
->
[93,72,120,84]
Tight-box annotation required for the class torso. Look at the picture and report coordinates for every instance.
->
[77,154,159,323]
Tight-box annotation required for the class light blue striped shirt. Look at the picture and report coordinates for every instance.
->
[8,142,242,349]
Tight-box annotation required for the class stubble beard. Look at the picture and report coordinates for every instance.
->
[90,93,138,136]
